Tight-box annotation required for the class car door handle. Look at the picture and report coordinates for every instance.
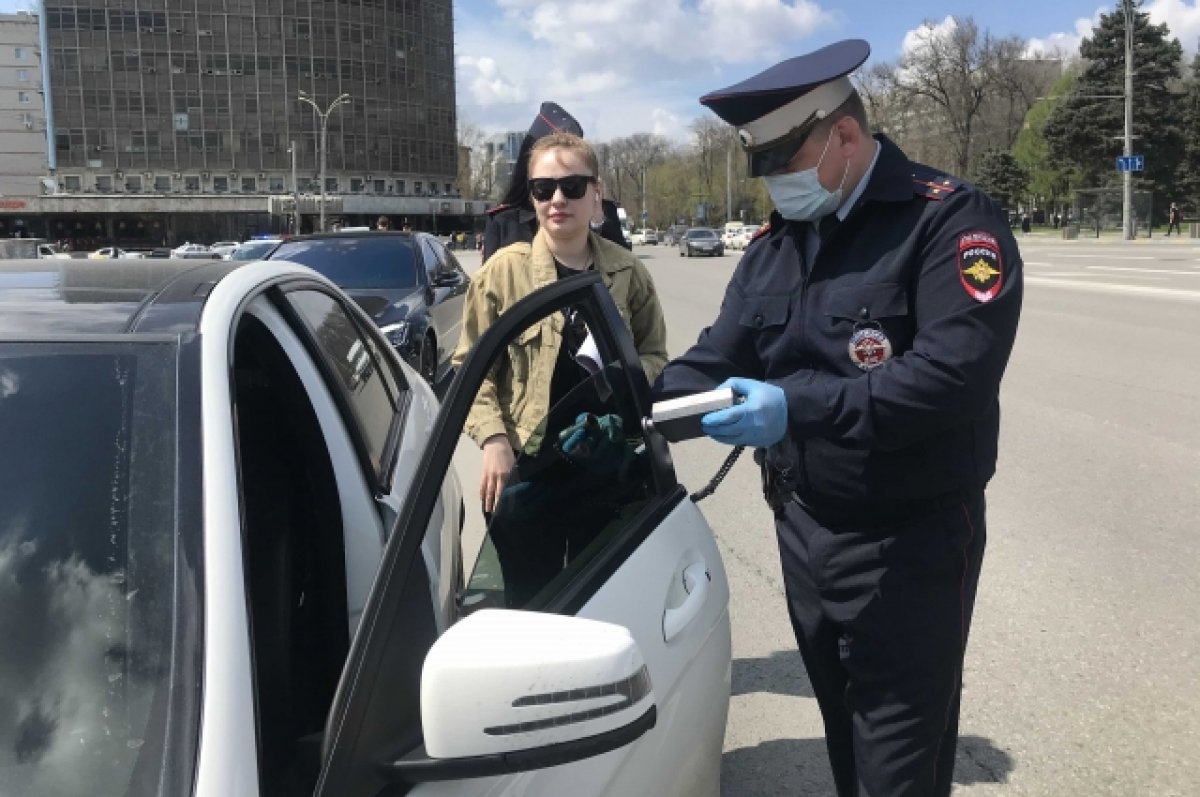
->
[662,562,711,643]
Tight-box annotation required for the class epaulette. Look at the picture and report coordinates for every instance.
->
[485,203,511,217]
[748,220,773,244]
[911,165,963,201]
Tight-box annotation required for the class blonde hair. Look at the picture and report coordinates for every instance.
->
[528,132,600,177]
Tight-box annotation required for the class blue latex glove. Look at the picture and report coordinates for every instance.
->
[700,377,788,448]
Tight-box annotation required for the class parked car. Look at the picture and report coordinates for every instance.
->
[266,231,469,386]
[662,224,689,246]
[87,246,145,259]
[37,243,71,259]
[720,225,744,251]
[679,228,724,257]
[171,242,220,259]
[209,241,240,258]
[641,228,659,245]
[0,256,731,797]
[629,229,646,246]
[736,223,764,249]
[228,238,282,261]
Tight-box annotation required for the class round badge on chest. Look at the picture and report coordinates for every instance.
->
[848,326,892,371]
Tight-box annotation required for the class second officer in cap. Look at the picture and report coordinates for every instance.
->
[653,39,1023,796]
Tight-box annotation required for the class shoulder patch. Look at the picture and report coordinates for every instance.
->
[957,231,1003,302]
[912,164,963,202]
[486,203,511,216]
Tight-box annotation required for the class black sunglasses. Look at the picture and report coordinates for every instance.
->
[528,175,596,202]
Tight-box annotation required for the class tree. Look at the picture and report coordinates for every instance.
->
[1043,0,1185,217]
[1013,70,1080,215]
[974,149,1030,209]
[455,111,494,199]
[602,134,672,222]
[1174,49,1200,218]
[885,18,1033,175]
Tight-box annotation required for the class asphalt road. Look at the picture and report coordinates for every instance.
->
[454,235,1200,795]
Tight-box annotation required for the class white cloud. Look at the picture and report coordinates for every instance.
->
[1146,0,1200,53]
[456,0,836,141]
[1024,2,1200,60]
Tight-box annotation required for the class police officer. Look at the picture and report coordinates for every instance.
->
[653,40,1023,796]
[482,101,629,261]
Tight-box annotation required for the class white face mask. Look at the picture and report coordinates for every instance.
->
[763,127,848,222]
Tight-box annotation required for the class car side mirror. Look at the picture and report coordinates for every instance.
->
[433,272,459,288]
[381,609,657,783]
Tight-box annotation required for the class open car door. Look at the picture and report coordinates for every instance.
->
[314,272,731,797]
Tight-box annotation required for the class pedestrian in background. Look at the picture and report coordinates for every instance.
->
[1167,202,1183,236]
[653,39,1023,797]
[375,215,391,231]
[481,102,629,262]
[1020,212,1032,235]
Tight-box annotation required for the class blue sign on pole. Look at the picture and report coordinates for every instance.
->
[1116,155,1145,172]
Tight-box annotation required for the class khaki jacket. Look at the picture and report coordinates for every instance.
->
[453,229,668,452]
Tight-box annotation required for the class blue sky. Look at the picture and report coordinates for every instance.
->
[6,1,1199,141]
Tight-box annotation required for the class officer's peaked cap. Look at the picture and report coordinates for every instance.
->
[701,39,870,176]
[527,101,584,141]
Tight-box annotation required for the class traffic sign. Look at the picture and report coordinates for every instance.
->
[1116,155,1144,172]
[641,210,648,219]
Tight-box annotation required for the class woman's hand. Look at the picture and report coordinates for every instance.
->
[480,434,516,514]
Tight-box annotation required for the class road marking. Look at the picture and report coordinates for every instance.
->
[1026,276,1200,302]
[1056,254,1154,260]
[1085,265,1200,276]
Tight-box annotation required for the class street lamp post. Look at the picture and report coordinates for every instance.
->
[297,91,351,232]
[1122,0,1135,240]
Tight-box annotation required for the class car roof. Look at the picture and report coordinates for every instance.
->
[277,231,420,242]
[0,258,243,337]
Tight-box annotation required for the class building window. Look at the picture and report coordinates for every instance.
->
[154,175,172,192]
[17,91,30,104]
[268,176,285,192]
[349,178,364,193]
[444,183,452,195]
[213,176,229,193]
[184,175,200,191]
[96,175,113,192]
[241,176,257,193]
[373,179,385,193]
[396,179,405,194]
[15,47,26,60]
[324,177,338,193]
[125,175,142,192]
[413,181,421,195]
[16,69,28,82]
[64,175,82,191]
[19,112,32,129]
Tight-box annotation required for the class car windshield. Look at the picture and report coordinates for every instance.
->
[269,236,419,290]
[230,240,280,260]
[687,229,717,240]
[0,340,197,796]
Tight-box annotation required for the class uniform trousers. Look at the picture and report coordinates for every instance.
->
[774,490,986,796]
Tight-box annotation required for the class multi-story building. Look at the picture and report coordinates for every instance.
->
[5,1,486,249]
[0,12,49,239]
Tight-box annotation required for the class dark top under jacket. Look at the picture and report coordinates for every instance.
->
[481,199,630,263]
[653,134,1024,508]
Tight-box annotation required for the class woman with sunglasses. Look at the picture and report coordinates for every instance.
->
[453,131,668,527]
[481,101,629,262]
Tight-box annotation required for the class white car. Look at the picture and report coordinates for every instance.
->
[172,242,219,259]
[228,238,282,261]
[209,240,240,258]
[87,246,145,259]
[721,226,744,250]
[0,258,731,797]
[736,224,764,249]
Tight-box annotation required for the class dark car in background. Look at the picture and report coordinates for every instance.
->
[679,228,724,258]
[267,231,469,386]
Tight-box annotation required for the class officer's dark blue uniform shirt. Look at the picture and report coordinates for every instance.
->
[653,134,1023,506]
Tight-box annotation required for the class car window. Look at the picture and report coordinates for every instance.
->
[687,229,716,240]
[418,238,442,284]
[0,340,198,797]
[269,237,418,290]
[285,289,399,483]
[459,298,665,613]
